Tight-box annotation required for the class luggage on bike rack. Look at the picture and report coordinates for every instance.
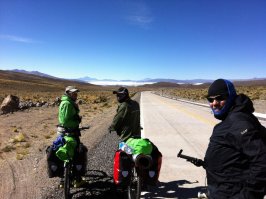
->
[113,150,133,187]
[142,145,162,186]
[46,145,64,178]
[73,143,88,176]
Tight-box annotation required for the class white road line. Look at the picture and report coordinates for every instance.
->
[140,92,146,138]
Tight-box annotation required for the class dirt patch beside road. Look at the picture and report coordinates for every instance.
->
[0,103,116,199]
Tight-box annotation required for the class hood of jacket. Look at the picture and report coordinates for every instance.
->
[232,94,254,114]
[61,94,72,102]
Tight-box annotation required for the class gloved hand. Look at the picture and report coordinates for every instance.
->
[77,115,82,123]
[190,158,204,167]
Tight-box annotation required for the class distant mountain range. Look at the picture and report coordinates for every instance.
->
[6,69,266,85]
[76,76,214,84]
[10,69,58,79]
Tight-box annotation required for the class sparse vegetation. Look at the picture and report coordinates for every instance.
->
[159,85,266,102]
[2,145,16,152]
[10,133,26,143]
[0,69,265,161]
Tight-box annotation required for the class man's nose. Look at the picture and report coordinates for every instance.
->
[212,99,220,105]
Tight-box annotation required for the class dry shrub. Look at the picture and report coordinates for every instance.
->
[10,133,26,143]
[2,145,16,152]
[93,95,108,103]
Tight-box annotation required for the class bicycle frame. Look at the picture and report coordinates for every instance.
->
[127,163,142,199]
[127,153,153,199]
[64,160,73,199]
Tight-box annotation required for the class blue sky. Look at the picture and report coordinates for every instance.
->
[0,0,265,80]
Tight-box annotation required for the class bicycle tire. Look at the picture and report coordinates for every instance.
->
[127,168,141,199]
[64,163,71,199]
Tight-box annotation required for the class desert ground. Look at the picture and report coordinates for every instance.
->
[0,71,265,198]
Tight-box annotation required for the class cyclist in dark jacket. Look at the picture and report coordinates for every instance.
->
[109,87,141,142]
[204,79,266,199]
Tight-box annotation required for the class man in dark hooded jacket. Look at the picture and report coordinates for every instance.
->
[109,87,141,142]
[204,79,266,199]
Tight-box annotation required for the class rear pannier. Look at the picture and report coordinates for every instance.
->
[113,150,133,187]
[142,145,162,186]
[46,145,64,178]
[73,143,88,176]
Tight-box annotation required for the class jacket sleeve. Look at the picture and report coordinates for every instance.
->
[237,121,266,198]
[110,103,127,134]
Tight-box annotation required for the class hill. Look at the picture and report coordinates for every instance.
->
[0,70,144,106]
[0,70,111,103]
[1,69,266,104]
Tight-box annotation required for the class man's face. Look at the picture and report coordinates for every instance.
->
[207,95,227,114]
[116,93,127,103]
[69,92,78,101]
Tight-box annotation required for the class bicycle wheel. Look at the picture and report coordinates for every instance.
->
[127,168,141,199]
[64,163,71,199]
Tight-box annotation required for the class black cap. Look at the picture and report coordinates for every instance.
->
[208,79,229,97]
[113,87,129,95]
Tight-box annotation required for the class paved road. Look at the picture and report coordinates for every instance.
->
[140,91,266,199]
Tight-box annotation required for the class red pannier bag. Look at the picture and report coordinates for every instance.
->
[113,150,133,187]
[142,144,162,186]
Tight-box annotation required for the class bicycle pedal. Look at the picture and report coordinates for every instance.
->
[73,179,86,188]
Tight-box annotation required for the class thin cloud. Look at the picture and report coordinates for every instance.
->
[127,15,153,27]
[125,1,154,29]
[0,34,40,43]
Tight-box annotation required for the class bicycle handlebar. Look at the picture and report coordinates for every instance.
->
[177,149,205,167]
[79,125,90,131]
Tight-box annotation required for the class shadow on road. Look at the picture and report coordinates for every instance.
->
[72,169,117,199]
[72,171,206,199]
[142,180,207,199]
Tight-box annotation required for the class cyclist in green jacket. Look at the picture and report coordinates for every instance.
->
[109,87,141,142]
[58,85,81,136]
[57,86,84,188]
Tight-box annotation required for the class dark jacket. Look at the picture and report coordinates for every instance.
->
[204,94,266,199]
[110,98,141,142]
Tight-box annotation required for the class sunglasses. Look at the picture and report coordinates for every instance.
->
[207,95,227,103]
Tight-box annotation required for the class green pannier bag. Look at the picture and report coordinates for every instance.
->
[126,138,153,155]
[56,136,77,161]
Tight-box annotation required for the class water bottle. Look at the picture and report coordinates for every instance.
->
[119,142,126,150]
[125,144,133,154]
[119,142,133,154]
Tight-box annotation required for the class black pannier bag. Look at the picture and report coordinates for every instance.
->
[73,143,88,176]
[142,144,162,186]
[113,150,133,187]
[46,145,64,178]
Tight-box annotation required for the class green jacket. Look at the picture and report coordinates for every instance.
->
[58,95,80,130]
[110,99,141,142]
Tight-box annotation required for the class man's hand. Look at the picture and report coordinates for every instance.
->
[108,126,113,134]
[190,159,205,167]
[76,115,82,123]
